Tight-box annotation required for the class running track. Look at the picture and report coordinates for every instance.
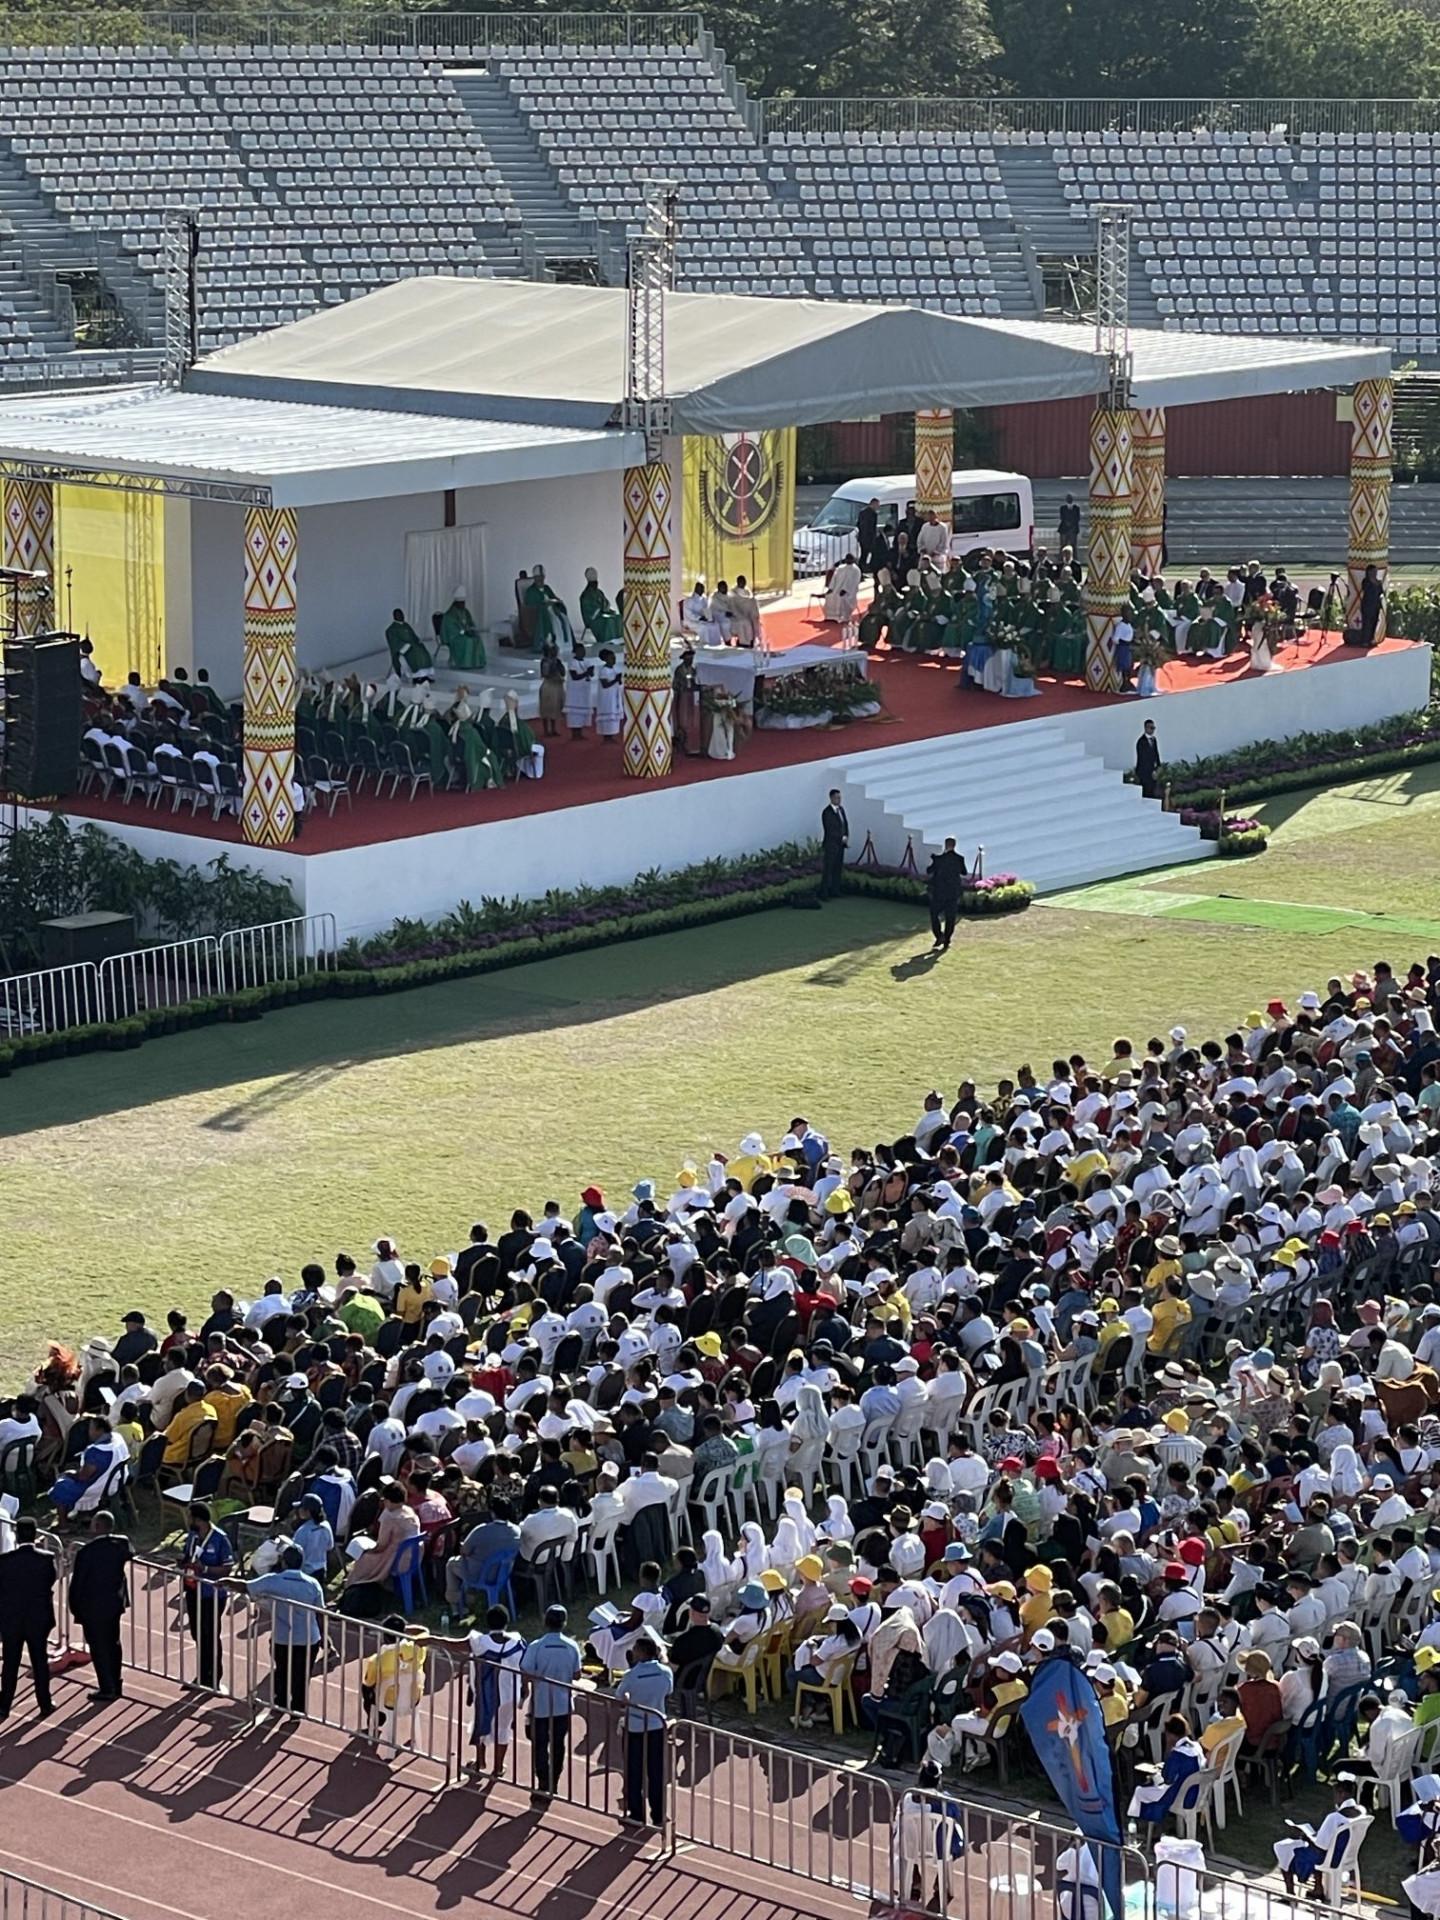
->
[0,1664,886,1920]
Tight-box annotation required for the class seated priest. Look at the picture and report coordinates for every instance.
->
[580,568,623,644]
[440,591,486,671]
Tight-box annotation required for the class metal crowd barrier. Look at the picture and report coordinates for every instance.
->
[0,913,337,1035]
[0,1868,126,1920]
[0,963,102,1038]
[62,1557,1342,1920]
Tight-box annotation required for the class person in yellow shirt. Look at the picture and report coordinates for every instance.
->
[1095,1298,1126,1351]
[1199,1687,1246,1756]
[1147,1278,1192,1356]
[162,1382,219,1467]
[202,1364,252,1451]
[1094,1582,1135,1651]
[726,1132,773,1192]
[1064,1145,1109,1191]
[395,1266,436,1328]
[1020,1564,1055,1641]
[1145,1236,1184,1298]
[362,1616,428,1741]
[1094,1663,1131,1727]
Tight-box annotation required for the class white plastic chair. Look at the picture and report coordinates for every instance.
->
[826,1423,864,1500]
[1356,1723,1424,1825]
[860,1416,895,1483]
[1318,1812,1373,1909]
[690,1465,734,1540]
[889,1399,927,1469]
[588,1511,622,1595]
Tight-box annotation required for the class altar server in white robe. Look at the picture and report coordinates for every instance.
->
[824,555,863,625]
[565,644,597,738]
[595,649,624,740]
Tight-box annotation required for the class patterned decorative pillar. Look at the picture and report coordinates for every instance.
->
[1347,375,1393,633]
[3,478,56,635]
[621,461,674,779]
[1083,403,1136,694]
[914,408,954,530]
[1129,406,1166,578]
[241,505,299,845]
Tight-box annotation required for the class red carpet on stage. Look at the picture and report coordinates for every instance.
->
[58,609,1416,855]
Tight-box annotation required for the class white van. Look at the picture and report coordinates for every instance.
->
[793,468,1035,577]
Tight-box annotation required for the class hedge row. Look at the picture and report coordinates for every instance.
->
[1170,735,1440,812]
[1217,828,1270,858]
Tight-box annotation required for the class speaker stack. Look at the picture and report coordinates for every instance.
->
[2,633,82,799]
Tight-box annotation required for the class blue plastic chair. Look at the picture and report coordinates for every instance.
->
[391,1533,426,1614]
[468,1547,518,1614]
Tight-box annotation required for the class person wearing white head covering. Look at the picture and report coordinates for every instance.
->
[922,1604,981,1677]
[700,1530,744,1613]
[791,1384,830,1445]
[740,1522,770,1582]
[820,1494,854,1543]
[782,1492,816,1556]
[1327,1445,1366,1502]
[770,1516,804,1582]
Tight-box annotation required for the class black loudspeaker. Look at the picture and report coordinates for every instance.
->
[3,634,81,798]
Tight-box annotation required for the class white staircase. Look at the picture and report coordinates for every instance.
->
[835,724,1214,892]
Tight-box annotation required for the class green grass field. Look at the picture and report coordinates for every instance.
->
[3,756,1440,1385]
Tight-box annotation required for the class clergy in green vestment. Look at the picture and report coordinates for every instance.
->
[385,608,424,676]
[447,691,503,790]
[858,568,897,650]
[579,567,623,644]
[494,690,542,780]
[888,571,928,652]
[1049,586,1087,678]
[523,566,576,653]
[440,591,485,671]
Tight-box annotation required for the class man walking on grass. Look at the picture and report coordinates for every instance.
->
[926,838,969,951]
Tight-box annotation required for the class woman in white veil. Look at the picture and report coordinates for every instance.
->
[818,1493,854,1542]
[740,1520,770,1581]
[782,1489,817,1555]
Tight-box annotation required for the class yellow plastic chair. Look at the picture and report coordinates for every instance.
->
[709,1634,766,1714]
[759,1619,794,1703]
[793,1647,860,1733]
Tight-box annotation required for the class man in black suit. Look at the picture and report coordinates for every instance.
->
[68,1511,133,1702]
[820,789,849,899]
[0,1518,56,1719]
[855,497,880,575]
[1057,493,1081,552]
[926,838,969,951]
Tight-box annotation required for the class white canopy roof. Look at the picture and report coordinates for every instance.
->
[189,278,1390,434]
[0,383,636,506]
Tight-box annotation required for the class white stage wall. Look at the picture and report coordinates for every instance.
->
[185,470,624,698]
[57,643,1432,943]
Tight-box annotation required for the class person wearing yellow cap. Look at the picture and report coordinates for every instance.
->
[1019,1564,1054,1641]
[1095,1299,1126,1353]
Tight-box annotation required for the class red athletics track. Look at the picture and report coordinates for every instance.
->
[0,1666,880,1920]
[53,604,1417,855]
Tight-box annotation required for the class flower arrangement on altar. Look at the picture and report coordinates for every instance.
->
[756,659,882,727]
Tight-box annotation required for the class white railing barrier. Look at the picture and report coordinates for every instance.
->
[99,935,229,1020]
[0,913,338,1036]
[218,912,337,986]
[0,963,104,1038]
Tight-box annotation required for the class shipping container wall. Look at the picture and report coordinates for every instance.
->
[982,392,1352,478]
[810,394,1352,480]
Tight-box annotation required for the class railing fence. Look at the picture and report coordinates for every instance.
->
[0,1868,127,1920]
[37,1546,1345,1920]
[758,95,1440,138]
[0,912,336,1037]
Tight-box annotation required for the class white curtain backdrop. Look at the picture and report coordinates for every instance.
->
[405,524,486,636]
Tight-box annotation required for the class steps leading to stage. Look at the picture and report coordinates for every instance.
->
[835,722,1214,892]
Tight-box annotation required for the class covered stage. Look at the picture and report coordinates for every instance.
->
[0,276,1414,931]
[47,616,1431,938]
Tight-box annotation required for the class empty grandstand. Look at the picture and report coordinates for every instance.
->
[0,18,1433,386]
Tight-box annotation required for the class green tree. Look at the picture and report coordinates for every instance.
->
[716,0,1000,96]
[1243,0,1440,95]
[991,0,1257,96]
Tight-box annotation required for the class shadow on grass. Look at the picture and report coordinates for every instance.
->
[0,897,927,1140]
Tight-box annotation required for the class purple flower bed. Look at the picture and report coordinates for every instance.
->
[858,862,1022,891]
[1179,809,1263,841]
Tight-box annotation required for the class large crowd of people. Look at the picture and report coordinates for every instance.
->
[5,961,1440,1889]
